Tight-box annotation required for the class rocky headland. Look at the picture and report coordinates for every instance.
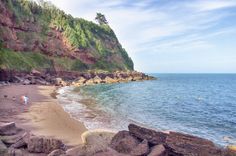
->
[0,69,156,87]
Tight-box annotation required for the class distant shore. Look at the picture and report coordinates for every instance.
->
[0,84,87,146]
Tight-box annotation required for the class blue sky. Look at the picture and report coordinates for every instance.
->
[47,0,236,73]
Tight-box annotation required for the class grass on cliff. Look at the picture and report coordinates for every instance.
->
[53,57,89,71]
[0,48,52,71]
[0,48,91,72]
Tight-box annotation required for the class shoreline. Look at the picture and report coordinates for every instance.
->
[1,83,236,155]
[57,85,154,132]
[0,84,87,146]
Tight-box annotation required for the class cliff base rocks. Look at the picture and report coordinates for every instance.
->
[0,69,156,87]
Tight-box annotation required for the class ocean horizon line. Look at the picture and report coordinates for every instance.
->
[147,73,236,74]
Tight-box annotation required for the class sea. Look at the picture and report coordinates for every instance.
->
[57,74,236,146]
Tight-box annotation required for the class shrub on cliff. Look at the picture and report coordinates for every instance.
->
[0,0,134,72]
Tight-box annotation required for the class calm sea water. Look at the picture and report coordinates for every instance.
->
[57,74,236,146]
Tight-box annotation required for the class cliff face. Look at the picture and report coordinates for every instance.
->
[0,0,133,72]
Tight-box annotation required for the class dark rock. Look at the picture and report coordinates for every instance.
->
[47,149,66,156]
[66,145,87,156]
[0,140,7,155]
[130,139,149,156]
[1,135,23,146]
[82,73,92,80]
[23,79,31,85]
[10,132,30,149]
[31,69,41,77]
[110,130,140,154]
[165,131,223,156]
[35,79,48,85]
[0,122,19,136]
[8,148,24,156]
[10,138,27,149]
[128,124,167,145]
[28,136,65,154]
[54,78,63,86]
[30,78,37,84]
[148,144,166,156]
[94,147,129,156]
[13,76,23,83]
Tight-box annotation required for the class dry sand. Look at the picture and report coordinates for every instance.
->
[0,84,87,146]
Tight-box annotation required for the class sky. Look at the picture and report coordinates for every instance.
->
[47,0,236,73]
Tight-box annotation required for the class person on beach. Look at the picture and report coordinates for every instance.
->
[21,95,29,105]
[24,95,29,105]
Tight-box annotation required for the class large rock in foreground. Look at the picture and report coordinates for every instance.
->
[148,144,167,156]
[109,124,224,156]
[110,131,140,154]
[128,124,167,145]
[0,122,20,136]
[27,136,65,154]
[0,140,7,155]
[165,132,223,156]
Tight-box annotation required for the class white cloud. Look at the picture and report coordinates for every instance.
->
[191,0,236,11]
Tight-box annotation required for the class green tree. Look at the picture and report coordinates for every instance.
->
[95,13,108,25]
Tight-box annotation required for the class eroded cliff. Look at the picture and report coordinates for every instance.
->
[0,0,133,73]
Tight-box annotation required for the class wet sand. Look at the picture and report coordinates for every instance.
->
[0,84,87,146]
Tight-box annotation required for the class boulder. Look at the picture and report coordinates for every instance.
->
[0,140,7,155]
[128,124,167,145]
[0,122,19,136]
[8,148,24,156]
[165,131,223,156]
[130,139,149,156]
[31,69,41,76]
[66,145,87,156]
[103,76,117,83]
[45,74,52,82]
[72,77,87,86]
[35,79,48,85]
[30,78,36,84]
[13,76,23,83]
[48,149,66,156]
[2,134,24,147]
[97,73,107,80]
[55,78,63,86]
[10,137,27,149]
[93,76,102,84]
[10,132,30,149]
[81,130,115,154]
[148,144,166,156]
[77,77,86,84]
[110,130,140,154]
[84,78,95,85]
[126,76,133,81]
[67,130,116,156]
[27,136,65,154]
[94,147,129,156]
[82,73,92,80]
[22,79,31,85]
[132,75,143,81]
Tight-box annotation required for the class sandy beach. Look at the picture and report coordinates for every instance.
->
[0,84,87,146]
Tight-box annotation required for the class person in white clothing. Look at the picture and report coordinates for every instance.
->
[23,95,29,105]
